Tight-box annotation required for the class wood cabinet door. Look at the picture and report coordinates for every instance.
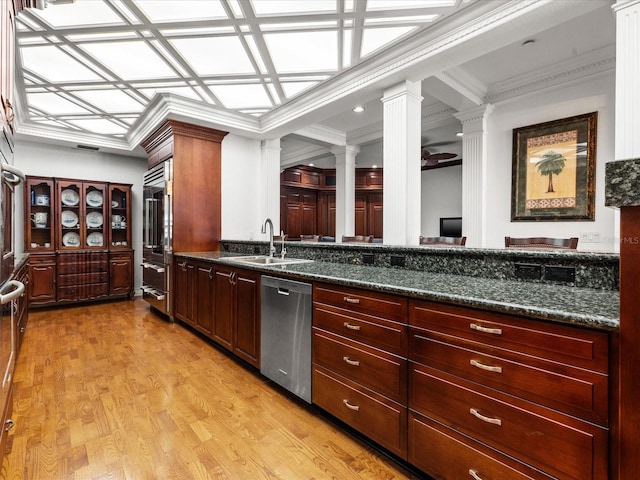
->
[355,193,367,236]
[233,269,260,367]
[174,260,195,326]
[28,263,56,303]
[368,192,383,238]
[195,263,214,337]
[109,257,132,296]
[213,268,234,351]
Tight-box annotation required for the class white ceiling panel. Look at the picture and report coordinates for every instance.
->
[135,0,228,22]
[210,84,273,109]
[170,36,256,76]
[21,45,102,82]
[33,1,124,28]
[264,31,338,73]
[26,92,92,115]
[73,89,145,113]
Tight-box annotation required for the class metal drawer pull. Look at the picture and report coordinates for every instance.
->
[343,356,360,366]
[470,359,502,373]
[4,419,14,432]
[469,408,502,426]
[343,296,360,304]
[468,469,483,480]
[470,323,502,335]
[343,399,360,411]
[343,322,361,331]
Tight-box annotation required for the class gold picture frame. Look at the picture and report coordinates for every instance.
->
[511,112,597,221]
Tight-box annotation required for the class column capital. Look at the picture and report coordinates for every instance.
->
[613,0,640,13]
[330,144,360,158]
[381,80,423,104]
[454,104,495,125]
[261,138,281,152]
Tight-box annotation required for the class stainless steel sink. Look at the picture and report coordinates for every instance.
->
[224,255,313,266]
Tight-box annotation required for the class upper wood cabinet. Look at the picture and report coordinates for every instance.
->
[141,120,228,253]
[56,180,107,251]
[0,1,16,142]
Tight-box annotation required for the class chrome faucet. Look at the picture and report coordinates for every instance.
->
[280,230,287,259]
[261,218,275,257]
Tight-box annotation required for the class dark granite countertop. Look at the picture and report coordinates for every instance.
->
[176,251,619,332]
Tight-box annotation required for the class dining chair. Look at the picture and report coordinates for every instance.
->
[300,234,320,242]
[419,236,467,246]
[341,235,373,243]
[504,236,578,249]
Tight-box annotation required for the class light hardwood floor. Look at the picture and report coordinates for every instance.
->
[1,299,422,480]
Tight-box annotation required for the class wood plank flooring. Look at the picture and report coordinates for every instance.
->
[1,299,422,480]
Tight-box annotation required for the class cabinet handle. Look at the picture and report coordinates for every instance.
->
[470,359,502,374]
[469,408,502,426]
[4,419,14,432]
[343,296,360,304]
[342,399,360,411]
[343,356,360,366]
[343,322,361,331]
[468,469,484,480]
[179,262,187,271]
[208,268,213,279]
[470,323,502,335]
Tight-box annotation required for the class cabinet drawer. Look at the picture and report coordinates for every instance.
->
[314,283,407,322]
[29,254,55,266]
[58,283,108,301]
[58,272,108,286]
[313,303,407,355]
[409,327,608,425]
[57,252,108,264]
[409,411,554,480]
[409,300,608,373]
[313,328,407,403]
[313,365,407,458]
[409,363,608,480]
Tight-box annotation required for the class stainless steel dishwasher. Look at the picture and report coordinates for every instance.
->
[260,275,312,403]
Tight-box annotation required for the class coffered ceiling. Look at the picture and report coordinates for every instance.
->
[12,0,616,161]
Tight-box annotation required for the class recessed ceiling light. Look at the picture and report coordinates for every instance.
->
[352,105,365,113]
[372,164,378,169]
[456,132,463,137]
[309,163,314,166]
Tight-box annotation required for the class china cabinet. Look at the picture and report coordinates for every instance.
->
[24,176,134,306]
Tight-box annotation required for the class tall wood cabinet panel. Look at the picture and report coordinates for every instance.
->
[24,176,134,306]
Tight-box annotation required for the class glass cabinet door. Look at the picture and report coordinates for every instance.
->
[57,180,82,250]
[26,177,54,252]
[84,182,106,249]
[108,184,130,249]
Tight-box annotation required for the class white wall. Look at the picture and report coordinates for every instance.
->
[14,140,148,291]
[486,72,616,251]
[221,134,264,240]
[421,165,462,236]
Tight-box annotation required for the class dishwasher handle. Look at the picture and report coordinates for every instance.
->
[277,288,290,296]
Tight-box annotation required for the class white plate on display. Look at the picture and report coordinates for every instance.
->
[61,210,78,228]
[62,232,80,247]
[87,232,103,247]
[86,211,103,228]
[86,190,103,207]
[61,189,79,206]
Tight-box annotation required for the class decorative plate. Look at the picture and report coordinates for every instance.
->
[61,210,78,228]
[61,189,79,206]
[87,232,103,247]
[86,211,103,228]
[86,190,103,207]
[62,232,80,247]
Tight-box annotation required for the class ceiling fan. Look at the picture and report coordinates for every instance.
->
[421,148,459,167]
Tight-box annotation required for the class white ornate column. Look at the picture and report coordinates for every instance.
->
[331,145,359,242]
[260,138,281,234]
[382,80,423,245]
[454,104,495,248]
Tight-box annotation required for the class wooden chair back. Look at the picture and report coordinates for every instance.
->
[341,235,373,243]
[420,236,467,246]
[504,236,578,249]
[300,234,320,242]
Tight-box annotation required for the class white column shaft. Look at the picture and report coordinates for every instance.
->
[454,105,495,248]
[382,80,422,245]
[332,145,359,242]
[260,139,281,234]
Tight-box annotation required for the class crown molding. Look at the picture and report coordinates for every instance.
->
[486,45,616,104]
[280,143,332,168]
[292,124,346,147]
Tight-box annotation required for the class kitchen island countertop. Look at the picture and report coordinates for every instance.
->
[175,251,619,332]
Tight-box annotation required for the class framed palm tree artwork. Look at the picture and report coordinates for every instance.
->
[511,112,597,221]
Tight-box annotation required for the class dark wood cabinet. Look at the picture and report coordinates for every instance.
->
[25,176,134,306]
[212,265,260,367]
[194,263,215,336]
[407,299,609,480]
[27,254,55,305]
[174,259,195,327]
[109,251,133,297]
[312,283,408,458]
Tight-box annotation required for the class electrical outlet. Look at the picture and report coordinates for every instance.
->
[514,263,542,280]
[362,253,374,265]
[545,266,576,282]
[390,255,405,267]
